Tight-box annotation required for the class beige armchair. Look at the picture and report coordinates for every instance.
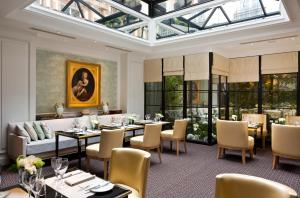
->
[272,123,300,169]
[130,124,162,163]
[242,113,267,148]
[161,119,188,156]
[215,173,298,198]
[216,120,254,164]
[286,115,300,125]
[86,128,124,179]
[109,148,151,198]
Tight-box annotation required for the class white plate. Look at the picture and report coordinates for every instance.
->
[90,183,114,193]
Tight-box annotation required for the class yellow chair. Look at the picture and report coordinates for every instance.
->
[272,123,300,169]
[161,119,188,156]
[130,124,162,163]
[109,148,151,198]
[242,113,267,149]
[215,173,298,198]
[286,115,300,125]
[216,120,254,164]
[86,128,124,180]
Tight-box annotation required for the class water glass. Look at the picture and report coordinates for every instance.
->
[22,171,34,198]
[51,157,62,180]
[145,114,151,120]
[31,178,44,198]
[58,158,69,180]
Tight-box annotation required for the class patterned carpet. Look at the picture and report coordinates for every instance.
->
[1,143,299,198]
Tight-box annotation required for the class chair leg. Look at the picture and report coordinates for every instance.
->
[176,140,180,156]
[249,148,254,159]
[272,155,279,169]
[103,159,108,180]
[157,147,162,163]
[217,147,221,159]
[170,141,172,151]
[242,149,246,164]
[86,157,90,171]
[184,140,187,153]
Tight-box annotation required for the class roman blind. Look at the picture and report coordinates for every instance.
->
[144,58,162,82]
[184,53,209,80]
[229,56,259,83]
[212,53,229,76]
[261,52,298,74]
[163,56,183,76]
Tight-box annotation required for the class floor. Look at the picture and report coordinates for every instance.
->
[1,143,300,198]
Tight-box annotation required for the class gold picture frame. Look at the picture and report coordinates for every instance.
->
[67,60,101,108]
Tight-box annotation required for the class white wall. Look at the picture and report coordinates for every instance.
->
[0,26,146,165]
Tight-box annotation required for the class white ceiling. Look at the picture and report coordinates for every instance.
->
[1,0,300,58]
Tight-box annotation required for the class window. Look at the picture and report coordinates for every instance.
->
[145,82,162,117]
[229,82,258,120]
[262,73,297,121]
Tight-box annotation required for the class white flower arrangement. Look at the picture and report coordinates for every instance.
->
[193,123,199,132]
[155,113,164,119]
[232,115,237,121]
[91,119,99,125]
[278,117,286,124]
[16,155,45,174]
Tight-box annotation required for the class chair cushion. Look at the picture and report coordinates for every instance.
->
[161,130,174,138]
[248,136,254,149]
[33,122,45,140]
[117,184,139,198]
[86,143,101,158]
[130,136,144,147]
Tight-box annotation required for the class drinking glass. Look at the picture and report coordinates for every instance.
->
[51,157,62,181]
[38,177,46,197]
[31,178,44,198]
[145,114,151,120]
[22,171,34,198]
[58,158,69,180]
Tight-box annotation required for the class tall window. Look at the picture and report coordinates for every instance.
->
[262,73,297,122]
[145,82,162,116]
[164,76,184,122]
[229,82,258,120]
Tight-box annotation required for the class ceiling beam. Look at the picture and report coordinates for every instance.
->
[119,21,148,31]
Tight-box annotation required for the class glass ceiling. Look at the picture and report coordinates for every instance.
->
[29,0,284,42]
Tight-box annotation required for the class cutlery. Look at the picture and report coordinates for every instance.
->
[64,171,82,179]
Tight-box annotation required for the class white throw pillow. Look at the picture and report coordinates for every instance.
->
[24,122,38,141]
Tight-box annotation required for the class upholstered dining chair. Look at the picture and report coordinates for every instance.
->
[216,120,254,164]
[130,124,162,163]
[272,123,300,169]
[161,119,188,156]
[215,173,298,198]
[286,115,300,125]
[109,148,151,198]
[242,113,267,149]
[86,128,124,180]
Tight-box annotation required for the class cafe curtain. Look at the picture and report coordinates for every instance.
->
[163,56,184,76]
[144,58,162,82]
[261,52,298,74]
[184,53,209,81]
[212,53,229,76]
[228,56,259,83]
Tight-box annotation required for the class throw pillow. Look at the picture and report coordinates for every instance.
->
[41,122,53,139]
[16,124,31,144]
[24,122,38,141]
[33,121,45,140]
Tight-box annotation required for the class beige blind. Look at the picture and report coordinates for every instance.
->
[262,52,298,74]
[229,56,259,83]
[144,59,162,82]
[212,53,229,76]
[163,56,183,76]
[185,53,209,80]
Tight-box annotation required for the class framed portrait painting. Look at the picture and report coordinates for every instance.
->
[67,60,101,108]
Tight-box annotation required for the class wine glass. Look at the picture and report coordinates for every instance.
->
[145,114,151,121]
[58,158,69,181]
[22,171,33,198]
[51,157,62,181]
[31,178,44,198]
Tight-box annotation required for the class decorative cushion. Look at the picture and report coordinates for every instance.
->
[33,122,45,140]
[16,124,31,144]
[24,122,38,141]
[161,130,174,138]
[130,136,144,147]
[41,122,53,139]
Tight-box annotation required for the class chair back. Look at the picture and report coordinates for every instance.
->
[216,120,249,149]
[272,123,300,158]
[143,124,162,148]
[242,113,267,133]
[286,115,300,125]
[215,173,298,198]
[98,128,124,159]
[109,148,151,198]
[173,119,188,139]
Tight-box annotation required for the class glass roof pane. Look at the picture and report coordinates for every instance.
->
[112,0,149,15]
[122,26,148,39]
[261,0,281,14]
[156,25,179,39]
[35,0,146,39]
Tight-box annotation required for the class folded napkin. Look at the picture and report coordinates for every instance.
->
[63,170,82,178]
[65,172,96,186]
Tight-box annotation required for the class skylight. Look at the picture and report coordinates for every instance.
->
[27,0,286,44]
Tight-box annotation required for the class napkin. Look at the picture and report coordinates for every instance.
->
[65,172,96,186]
[63,170,82,178]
